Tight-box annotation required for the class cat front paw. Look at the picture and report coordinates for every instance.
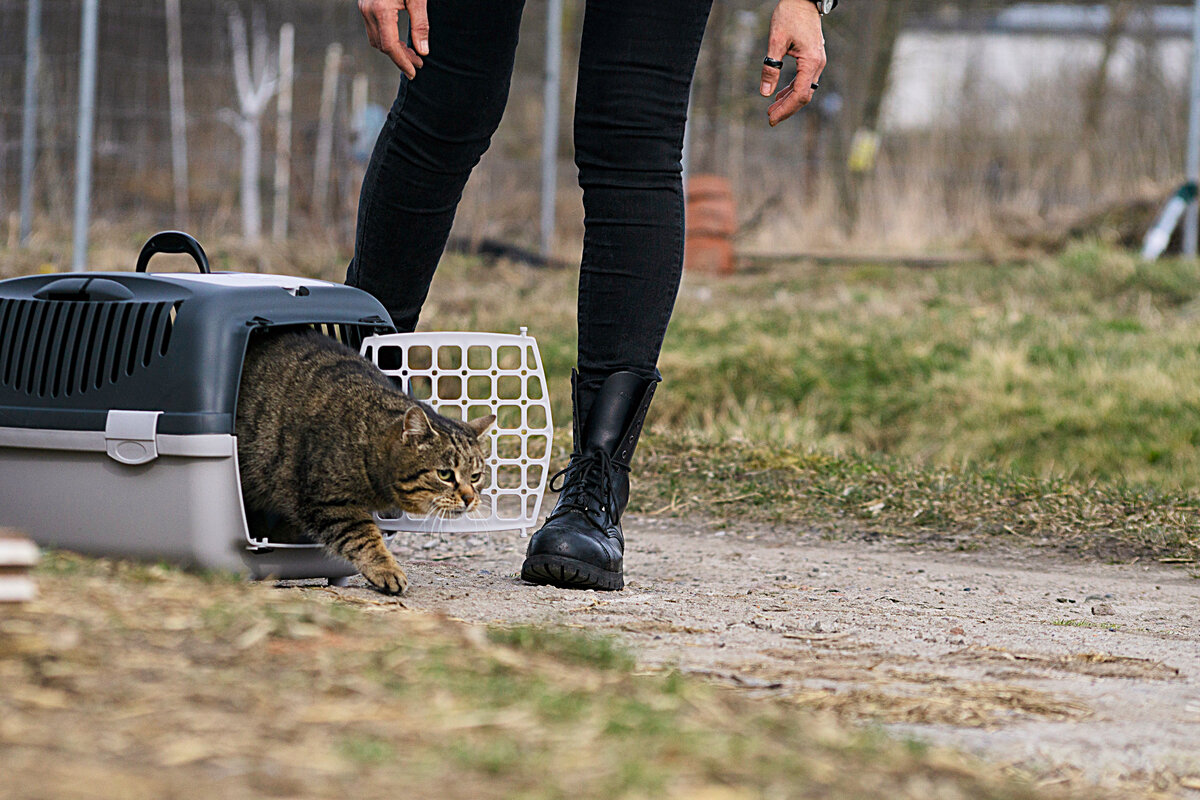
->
[360,559,409,595]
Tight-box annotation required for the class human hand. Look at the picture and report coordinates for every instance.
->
[359,0,429,79]
[759,0,827,127]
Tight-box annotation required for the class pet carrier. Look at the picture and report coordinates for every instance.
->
[0,231,395,579]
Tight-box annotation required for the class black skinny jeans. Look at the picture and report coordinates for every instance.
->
[346,0,714,408]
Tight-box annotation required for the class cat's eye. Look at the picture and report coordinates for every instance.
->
[471,472,483,483]
[436,469,455,483]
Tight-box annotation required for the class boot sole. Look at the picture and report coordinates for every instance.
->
[521,555,624,591]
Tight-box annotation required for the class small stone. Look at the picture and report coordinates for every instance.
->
[948,626,965,636]
[421,540,438,550]
[1091,603,1116,616]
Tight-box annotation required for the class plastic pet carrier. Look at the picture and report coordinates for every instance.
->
[0,232,396,580]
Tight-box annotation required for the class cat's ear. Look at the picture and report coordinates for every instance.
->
[465,414,496,439]
[402,406,434,440]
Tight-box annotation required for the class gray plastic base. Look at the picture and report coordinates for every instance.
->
[0,429,359,581]
[242,547,358,581]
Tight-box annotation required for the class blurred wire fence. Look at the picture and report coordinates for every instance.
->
[0,0,1193,256]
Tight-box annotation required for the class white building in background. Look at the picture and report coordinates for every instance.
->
[882,3,1192,130]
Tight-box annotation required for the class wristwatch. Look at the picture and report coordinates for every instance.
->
[811,0,836,13]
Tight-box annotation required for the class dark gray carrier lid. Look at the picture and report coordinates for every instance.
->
[0,233,393,436]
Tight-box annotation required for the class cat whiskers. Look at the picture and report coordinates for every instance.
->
[466,497,492,521]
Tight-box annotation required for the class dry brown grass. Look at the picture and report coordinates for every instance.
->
[0,551,1085,800]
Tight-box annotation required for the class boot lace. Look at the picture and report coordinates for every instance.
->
[547,449,616,532]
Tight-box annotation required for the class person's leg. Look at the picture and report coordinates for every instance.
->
[346,0,526,331]
[522,0,713,591]
[572,0,714,416]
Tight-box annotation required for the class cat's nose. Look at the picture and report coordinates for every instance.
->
[460,489,475,508]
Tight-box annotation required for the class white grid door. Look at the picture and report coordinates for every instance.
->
[362,329,554,534]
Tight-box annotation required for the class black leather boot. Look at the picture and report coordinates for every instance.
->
[521,370,657,590]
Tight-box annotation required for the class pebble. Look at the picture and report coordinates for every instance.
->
[1092,603,1116,616]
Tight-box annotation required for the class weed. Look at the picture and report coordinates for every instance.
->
[1050,619,1125,631]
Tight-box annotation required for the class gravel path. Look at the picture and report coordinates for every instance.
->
[310,515,1200,796]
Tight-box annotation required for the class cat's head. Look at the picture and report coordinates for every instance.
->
[383,406,495,518]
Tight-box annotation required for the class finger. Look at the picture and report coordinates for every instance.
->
[403,43,424,70]
[768,84,795,122]
[760,60,782,98]
[767,79,814,127]
[389,47,416,79]
[760,27,790,97]
[408,0,430,56]
[793,50,827,93]
[377,9,417,78]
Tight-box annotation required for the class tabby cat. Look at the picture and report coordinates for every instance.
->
[235,329,494,594]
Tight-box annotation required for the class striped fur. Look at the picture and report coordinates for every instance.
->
[236,329,493,594]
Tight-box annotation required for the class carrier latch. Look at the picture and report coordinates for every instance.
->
[105,410,163,466]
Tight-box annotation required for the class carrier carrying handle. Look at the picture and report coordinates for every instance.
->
[135,231,211,274]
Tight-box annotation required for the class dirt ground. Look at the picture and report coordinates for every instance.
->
[306,515,1200,797]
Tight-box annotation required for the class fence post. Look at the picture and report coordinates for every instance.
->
[313,43,343,225]
[19,0,41,246]
[273,23,294,242]
[165,0,190,228]
[1185,0,1200,257]
[72,0,99,271]
[540,0,563,258]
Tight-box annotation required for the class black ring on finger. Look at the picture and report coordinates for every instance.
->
[811,83,820,90]
[763,56,784,69]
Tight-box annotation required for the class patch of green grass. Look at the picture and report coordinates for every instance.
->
[648,245,1200,489]
[487,624,635,671]
[634,436,1200,562]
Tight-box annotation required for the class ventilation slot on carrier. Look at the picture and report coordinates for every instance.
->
[0,298,181,398]
[306,322,380,351]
